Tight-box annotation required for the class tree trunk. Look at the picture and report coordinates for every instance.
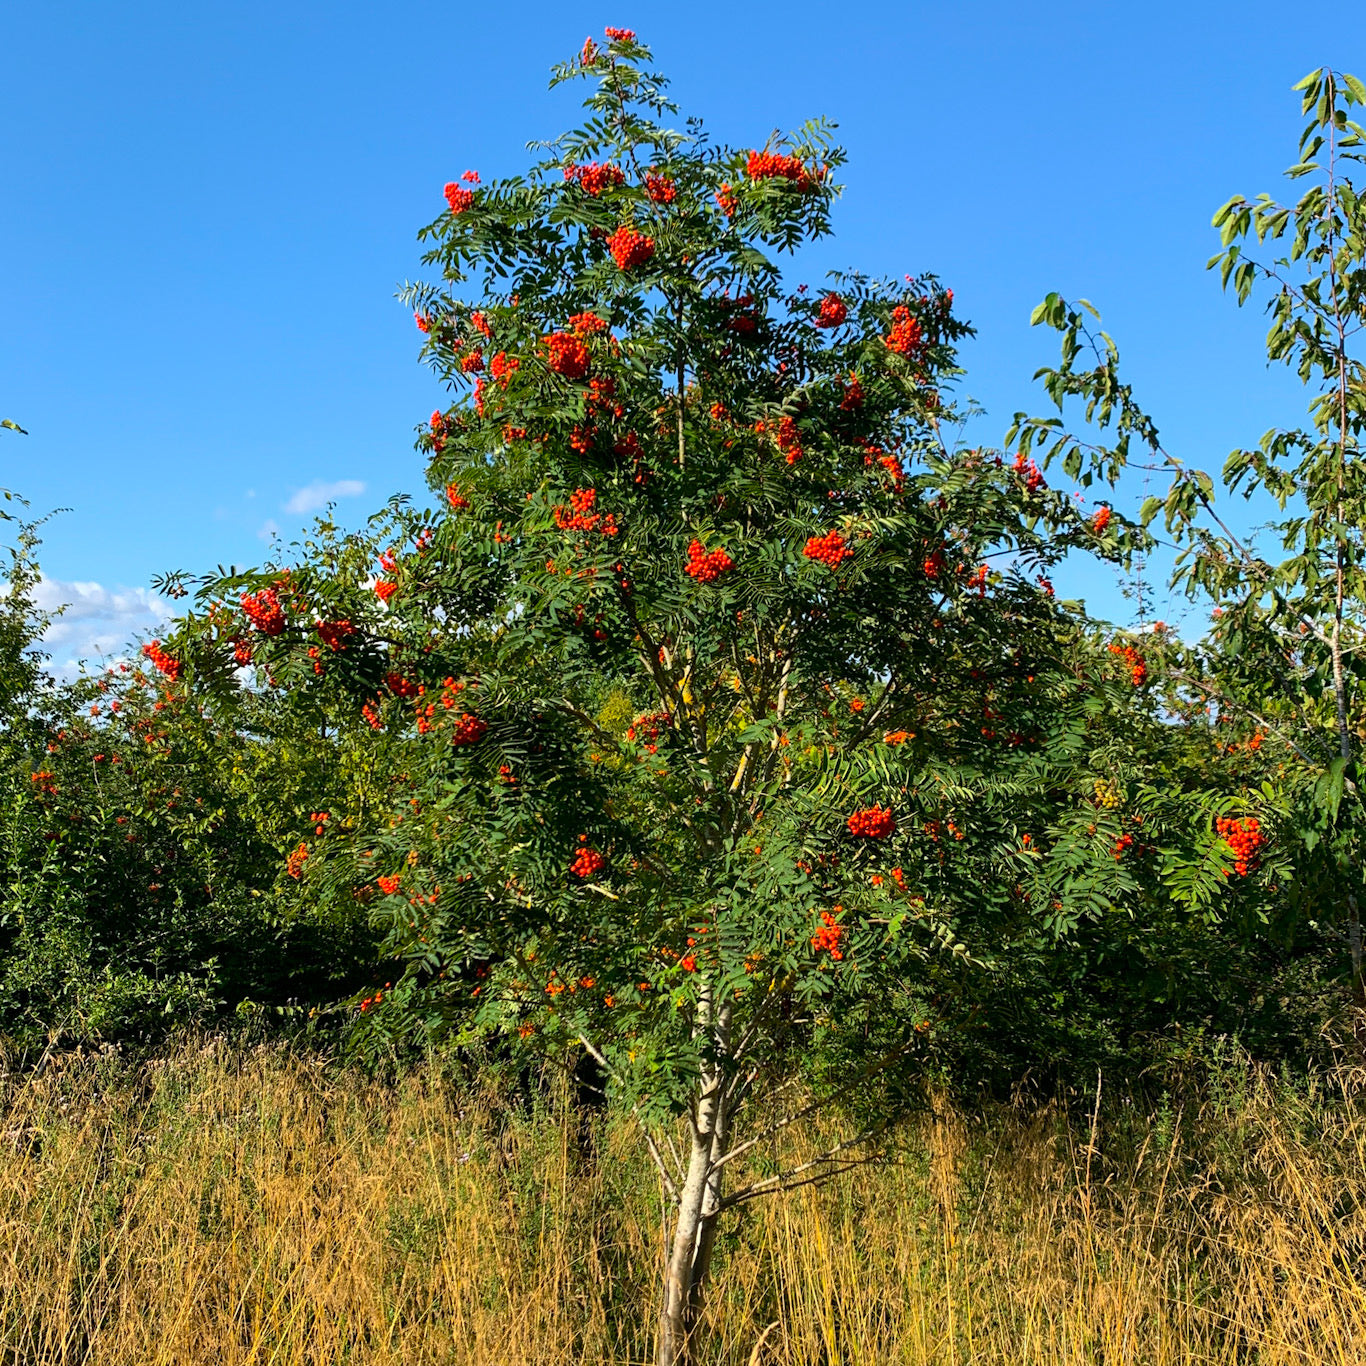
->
[656,1130,714,1366]
[656,994,732,1366]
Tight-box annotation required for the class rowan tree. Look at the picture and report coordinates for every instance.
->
[173,30,1161,1362]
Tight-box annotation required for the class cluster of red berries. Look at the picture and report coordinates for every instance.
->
[451,713,488,747]
[775,415,803,464]
[1012,452,1045,492]
[232,639,253,666]
[1216,815,1265,877]
[568,311,609,336]
[604,26,635,41]
[1113,833,1135,860]
[443,179,476,215]
[848,805,896,839]
[885,306,924,357]
[626,710,672,753]
[564,162,626,196]
[811,909,845,960]
[29,770,58,797]
[746,150,816,187]
[607,225,655,270]
[804,530,852,568]
[375,581,397,604]
[386,672,420,699]
[446,484,470,511]
[241,588,286,635]
[644,172,676,203]
[1108,642,1147,687]
[715,183,738,218]
[315,619,355,652]
[490,350,520,385]
[569,844,607,879]
[376,874,401,895]
[685,539,734,582]
[1092,506,1112,534]
[841,374,864,409]
[544,331,591,379]
[285,842,309,879]
[141,641,182,681]
[459,350,484,374]
[816,293,848,327]
[357,986,388,1014]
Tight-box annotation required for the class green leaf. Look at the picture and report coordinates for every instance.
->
[0,420,26,435]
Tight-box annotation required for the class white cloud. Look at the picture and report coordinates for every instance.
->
[31,578,172,677]
[284,479,367,515]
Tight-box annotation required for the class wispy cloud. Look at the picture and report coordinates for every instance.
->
[284,479,367,515]
[31,578,171,677]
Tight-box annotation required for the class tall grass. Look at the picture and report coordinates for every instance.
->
[0,1039,1362,1364]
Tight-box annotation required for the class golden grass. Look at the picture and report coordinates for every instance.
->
[0,1039,1362,1364]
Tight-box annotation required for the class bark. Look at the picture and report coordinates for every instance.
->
[656,993,732,1366]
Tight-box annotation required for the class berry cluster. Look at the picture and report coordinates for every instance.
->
[606,225,656,270]
[1012,452,1045,492]
[490,350,520,385]
[746,150,816,187]
[569,311,608,335]
[603,26,635,41]
[443,181,475,215]
[1092,505,1112,534]
[241,588,286,636]
[775,415,803,464]
[315,619,355,652]
[1216,815,1265,877]
[450,713,488,747]
[1108,642,1147,687]
[885,306,924,357]
[543,331,591,379]
[803,530,852,568]
[564,162,626,196]
[811,908,845,960]
[715,183,738,218]
[626,710,672,754]
[141,640,182,681]
[815,293,848,328]
[446,484,470,511]
[376,874,401,895]
[685,539,734,582]
[386,672,420,699]
[285,842,309,879]
[569,845,607,879]
[841,374,864,409]
[848,805,896,839]
[375,581,397,604]
[232,639,253,666]
[644,172,677,203]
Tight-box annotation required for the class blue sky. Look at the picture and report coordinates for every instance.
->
[0,0,1344,668]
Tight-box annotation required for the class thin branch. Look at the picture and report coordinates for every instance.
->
[719,1124,890,1209]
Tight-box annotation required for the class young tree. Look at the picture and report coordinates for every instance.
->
[177,31,1155,1362]
[1013,67,1366,1023]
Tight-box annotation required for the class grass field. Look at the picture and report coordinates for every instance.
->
[0,1039,1362,1364]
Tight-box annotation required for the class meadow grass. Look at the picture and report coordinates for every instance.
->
[0,1038,1362,1364]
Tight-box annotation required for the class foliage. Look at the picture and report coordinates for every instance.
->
[0,525,382,1050]
[1011,65,1366,1018]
